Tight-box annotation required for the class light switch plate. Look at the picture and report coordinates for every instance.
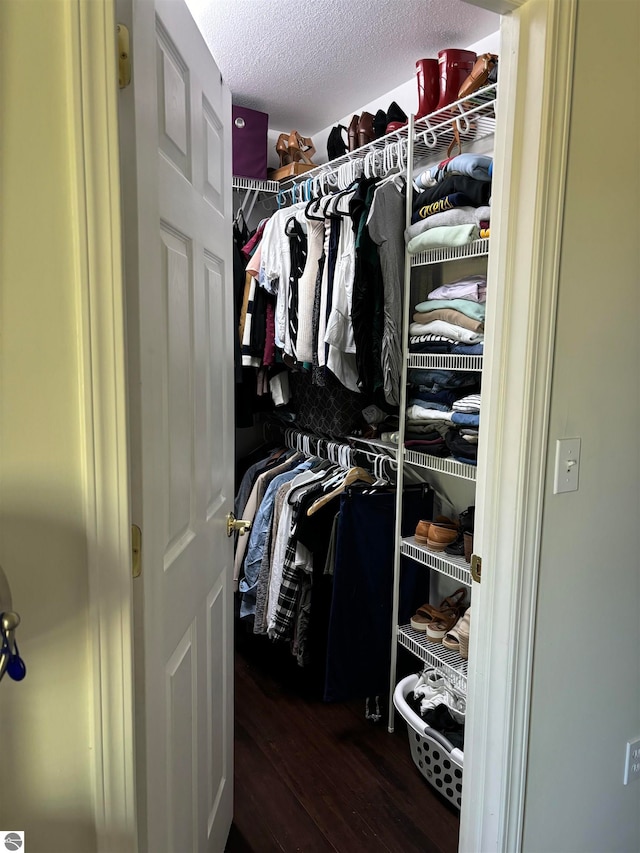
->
[553,438,581,494]
[624,737,640,785]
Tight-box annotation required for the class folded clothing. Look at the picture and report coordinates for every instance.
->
[428,275,487,303]
[406,405,453,423]
[446,428,478,462]
[409,338,459,354]
[404,435,448,456]
[408,398,451,413]
[414,174,492,211]
[452,393,481,413]
[404,422,449,436]
[411,193,474,224]
[451,342,484,355]
[416,153,493,188]
[405,205,491,242]
[409,320,483,345]
[409,387,459,407]
[407,369,479,392]
[408,224,479,254]
[414,297,486,321]
[413,308,483,333]
[451,411,480,427]
[408,339,485,355]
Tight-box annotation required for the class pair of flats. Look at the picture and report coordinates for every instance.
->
[414,516,458,552]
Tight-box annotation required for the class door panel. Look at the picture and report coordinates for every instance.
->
[117,0,234,849]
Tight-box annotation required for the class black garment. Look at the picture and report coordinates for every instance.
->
[405,693,465,751]
[247,284,269,359]
[285,217,307,359]
[323,486,433,703]
[233,217,257,428]
[350,178,384,396]
[322,215,342,370]
[311,253,326,381]
[413,174,491,210]
[423,704,465,751]
[294,494,338,684]
[327,125,347,161]
[445,427,479,462]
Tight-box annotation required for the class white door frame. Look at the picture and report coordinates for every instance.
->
[71,2,137,852]
[73,1,578,851]
[460,1,577,851]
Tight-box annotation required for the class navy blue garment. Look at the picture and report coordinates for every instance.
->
[323,486,433,703]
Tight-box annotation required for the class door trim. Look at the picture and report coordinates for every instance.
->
[71,1,136,850]
[460,1,577,851]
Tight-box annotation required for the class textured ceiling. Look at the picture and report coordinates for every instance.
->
[184,0,499,134]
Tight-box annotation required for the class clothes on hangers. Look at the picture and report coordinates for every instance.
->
[233,443,434,700]
[366,176,406,405]
[350,178,385,397]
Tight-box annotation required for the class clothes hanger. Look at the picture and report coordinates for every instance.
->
[286,463,335,506]
[306,466,375,516]
[304,196,326,221]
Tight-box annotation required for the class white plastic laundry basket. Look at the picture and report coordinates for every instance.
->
[393,674,464,809]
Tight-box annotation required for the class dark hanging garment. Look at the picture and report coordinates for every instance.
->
[285,216,308,359]
[323,486,433,703]
[350,178,384,396]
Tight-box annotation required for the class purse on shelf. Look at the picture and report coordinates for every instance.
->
[458,53,498,100]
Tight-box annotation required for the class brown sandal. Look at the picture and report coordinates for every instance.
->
[426,608,460,644]
[414,587,467,622]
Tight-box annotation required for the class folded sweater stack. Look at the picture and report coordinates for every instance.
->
[409,275,486,355]
[406,154,492,252]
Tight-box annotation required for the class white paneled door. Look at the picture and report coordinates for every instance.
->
[117,0,234,850]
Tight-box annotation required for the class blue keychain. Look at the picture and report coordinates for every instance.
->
[7,639,26,681]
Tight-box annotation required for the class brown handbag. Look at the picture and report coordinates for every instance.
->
[458,53,498,100]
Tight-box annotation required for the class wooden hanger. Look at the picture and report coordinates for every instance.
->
[306,466,375,516]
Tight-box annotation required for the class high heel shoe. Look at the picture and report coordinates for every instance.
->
[275,133,291,167]
[347,115,360,152]
[288,131,316,166]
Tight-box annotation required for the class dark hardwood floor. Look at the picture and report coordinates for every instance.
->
[227,630,460,853]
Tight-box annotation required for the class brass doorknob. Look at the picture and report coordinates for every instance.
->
[226,512,252,538]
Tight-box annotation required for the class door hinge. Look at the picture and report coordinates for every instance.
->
[132,524,142,578]
[470,554,482,584]
[117,24,131,89]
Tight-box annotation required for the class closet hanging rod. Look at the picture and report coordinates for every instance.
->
[277,83,497,202]
[281,427,397,482]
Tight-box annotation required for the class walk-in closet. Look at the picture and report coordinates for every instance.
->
[4,1,637,852]
[220,2,500,848]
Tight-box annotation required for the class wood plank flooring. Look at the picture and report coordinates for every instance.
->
[227,631,460,853]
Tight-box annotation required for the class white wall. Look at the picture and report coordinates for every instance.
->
[0,2,97,850]
[523,1,640,850]
[267,30,501,170]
